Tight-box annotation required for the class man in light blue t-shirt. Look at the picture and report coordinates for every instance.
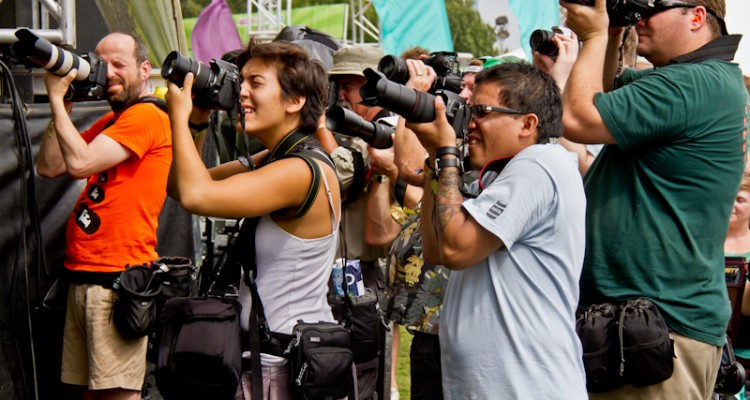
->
[407,61,587,399]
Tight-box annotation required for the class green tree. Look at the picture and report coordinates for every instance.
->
[445,0,497,57]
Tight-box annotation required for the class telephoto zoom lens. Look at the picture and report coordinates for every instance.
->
[360,68,437,123]
[161,51,214,93]
[12,28,92,81]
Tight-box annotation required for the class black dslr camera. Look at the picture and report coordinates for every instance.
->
[377,51,464,94]
[529,26,567,60]
[569,0,654,26]
[359,68,471,146]
[161,51,241,110]
[11,28,108,102]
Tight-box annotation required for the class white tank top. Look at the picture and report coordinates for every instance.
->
[239,171,339,364]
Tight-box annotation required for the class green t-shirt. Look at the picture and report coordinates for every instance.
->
[582,60,749,346]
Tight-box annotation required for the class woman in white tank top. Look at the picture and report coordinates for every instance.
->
[165,39,341,399]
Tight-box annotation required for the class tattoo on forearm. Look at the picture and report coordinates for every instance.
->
[436,168,463,230]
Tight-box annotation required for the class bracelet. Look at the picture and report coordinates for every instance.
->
[394,178,407,207]
[188,120,209,132]
[424,156,436,175]
[436,156,461,175]
[435,146,460,159]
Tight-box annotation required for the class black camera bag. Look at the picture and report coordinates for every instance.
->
[576,298,674,392]
[328,287,383,400]
[286,321,354,400]
[576,302,622,392]
[152,256,196,301]
[618,298,674,387]
[155,296,242,400]
[112,265,161,339]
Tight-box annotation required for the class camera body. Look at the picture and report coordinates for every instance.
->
[529,26,567,60]
[161,51,241,110]
[65,53,108,101]
[569,0,654,26]
[11,28,108,101]
[377,51,463,94]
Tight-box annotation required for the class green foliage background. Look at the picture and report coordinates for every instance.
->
[180,0,499,56]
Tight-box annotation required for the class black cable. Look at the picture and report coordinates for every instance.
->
[1,59,44,400]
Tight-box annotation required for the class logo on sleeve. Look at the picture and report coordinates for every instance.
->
[486,201,507,220]
[87,185,105,203]
[75,203,101,234]
[97,172,109,183]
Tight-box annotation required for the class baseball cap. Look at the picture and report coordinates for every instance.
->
[462,55,523,75]
[328,45,384,77]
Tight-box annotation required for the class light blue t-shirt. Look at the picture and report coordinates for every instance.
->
[440,144,587,399]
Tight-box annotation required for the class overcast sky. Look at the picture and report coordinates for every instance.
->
[475,0,750,74]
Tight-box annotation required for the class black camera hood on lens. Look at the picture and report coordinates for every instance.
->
[326,106,394,149]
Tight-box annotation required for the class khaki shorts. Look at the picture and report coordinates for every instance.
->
[588,331,722,400]
[60,282,147,391]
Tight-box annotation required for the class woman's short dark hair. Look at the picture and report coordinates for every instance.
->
[236,38,328,132]
[475,61,563,144]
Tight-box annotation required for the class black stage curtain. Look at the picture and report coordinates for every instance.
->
[0,101,195,400]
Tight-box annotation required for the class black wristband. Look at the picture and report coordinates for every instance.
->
[436,146,460,159]
[436,156,461,175]
[394,178,408,207]
[188,120,209,131]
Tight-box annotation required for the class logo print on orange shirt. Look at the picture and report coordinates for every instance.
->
[88,185,105,203]
[75,203,100,234]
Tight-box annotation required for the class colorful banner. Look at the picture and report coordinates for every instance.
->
[191,0,243,63]
[372,0,453,56]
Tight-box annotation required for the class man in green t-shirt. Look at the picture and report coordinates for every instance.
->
[560,0,749,398]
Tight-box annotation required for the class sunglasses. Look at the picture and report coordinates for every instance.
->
[470,104,526,120]
[643,0,729,34]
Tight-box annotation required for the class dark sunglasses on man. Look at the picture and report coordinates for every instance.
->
[641,1,728,35]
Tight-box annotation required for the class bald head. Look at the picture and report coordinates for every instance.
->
[96,32,148,65]
[95,32,151,112]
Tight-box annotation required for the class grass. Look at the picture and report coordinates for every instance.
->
[393,324,413,400]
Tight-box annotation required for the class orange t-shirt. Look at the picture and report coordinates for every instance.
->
[64,102,172,273]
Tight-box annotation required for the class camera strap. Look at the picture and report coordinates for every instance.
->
[101,96,167,130]
[265,129,336,219]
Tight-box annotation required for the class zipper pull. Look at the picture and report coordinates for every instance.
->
[295,362,308,386]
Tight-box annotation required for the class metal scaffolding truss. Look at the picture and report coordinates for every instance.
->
[0,0,75,46]
[246,0,380,45]
[347,0,380,45]
[246,0,291,41]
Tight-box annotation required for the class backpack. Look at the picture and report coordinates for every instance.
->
[273,25,341,71]
[155,296,242,400]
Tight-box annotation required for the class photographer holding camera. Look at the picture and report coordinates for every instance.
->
[166,39,340,399]
[35,32,171,400]
[560,0,747,398]
[407,61,587,399]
